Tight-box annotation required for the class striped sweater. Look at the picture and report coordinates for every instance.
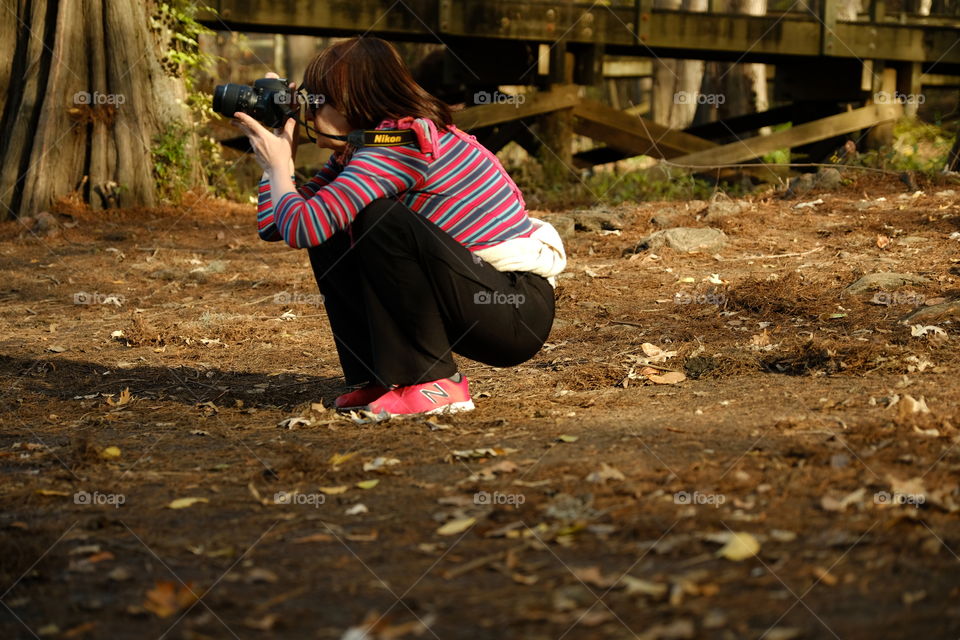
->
[257,117,534,251]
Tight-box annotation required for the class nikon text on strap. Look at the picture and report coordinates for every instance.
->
[314,129,417,148]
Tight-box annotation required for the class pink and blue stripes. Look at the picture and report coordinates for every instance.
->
[256,120,533,251]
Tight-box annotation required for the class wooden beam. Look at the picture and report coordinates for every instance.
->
[572,98,715,159]
[684,104,797,142]
[452,85,580,131]
[667,103,903,168]
[602,58,653,77]
[202,0,960,66]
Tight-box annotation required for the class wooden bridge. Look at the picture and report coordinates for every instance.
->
[200,0,960,175]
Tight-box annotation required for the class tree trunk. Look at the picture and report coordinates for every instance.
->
[698,0,769,131]
[651,0,708,129]
[0,0,194,218]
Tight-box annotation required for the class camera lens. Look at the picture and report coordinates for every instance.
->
[212,83,254,118]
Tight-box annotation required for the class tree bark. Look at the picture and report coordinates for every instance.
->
[699,0,769,131]
[651,0,707,129]
[0,0,194,218]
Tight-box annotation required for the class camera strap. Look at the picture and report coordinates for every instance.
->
[314,128,418,148]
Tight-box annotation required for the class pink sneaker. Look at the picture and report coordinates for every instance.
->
[365,374,474,417]
[334,384,389,409]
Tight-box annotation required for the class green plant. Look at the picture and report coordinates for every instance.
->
[506,148,718,210]
[150,1,235,200]
[851,117,956,175]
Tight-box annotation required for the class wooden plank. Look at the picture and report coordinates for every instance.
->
[202,0,960,66]
[668,103,903,168]
[684,104,797,142]
[572,98,715,159]
[452,85,580,131]
[602,58,653,77]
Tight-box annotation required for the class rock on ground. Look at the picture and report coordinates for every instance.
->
[845,272,931,294]
[636,227,728,253]
[785,168,843,198]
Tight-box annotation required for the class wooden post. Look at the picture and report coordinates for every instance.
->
[895,61,923,118]
[538,37,576,184]
[821,0,838,56]
[865,63,898,149]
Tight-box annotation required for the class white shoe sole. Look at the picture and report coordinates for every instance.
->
[359,399,475,420]
[424,400,475,415]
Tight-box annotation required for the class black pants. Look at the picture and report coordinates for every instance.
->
[306,199,555,387]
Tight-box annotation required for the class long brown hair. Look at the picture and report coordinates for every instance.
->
[303,37,453,130]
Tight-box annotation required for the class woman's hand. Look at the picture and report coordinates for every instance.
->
[234,112,297,177]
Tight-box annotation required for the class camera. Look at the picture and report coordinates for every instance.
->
[212,77,296,128]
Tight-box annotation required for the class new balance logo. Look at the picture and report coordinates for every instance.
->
[420,383,450,405]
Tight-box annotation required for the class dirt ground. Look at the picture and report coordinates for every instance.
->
[2,172,959,640]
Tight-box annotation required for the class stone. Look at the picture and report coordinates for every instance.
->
[902,299,960,322]
[20,211,60,237]
[815,167,843,190]
[845,272,931,294]
[650,208,684,229]
[637,227,728,253]
[544,214,575,240]
[786,173,816,197]
[704,199,745,221]
[571,210,625,232]
[785,168,843,198]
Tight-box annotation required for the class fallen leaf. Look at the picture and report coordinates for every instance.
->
[557,434,579,443]
[573,566,618,588]
[143,581,199,618]
[345,503,368,515]
[585,463,626,484]
[449,447,517,460]
[717,531,760,561]
[898,394,930,416]
[166,497,208,509]
[750,330,771,347]
[317,486,348,495]
[437,517,476,536]
[292,533,334,544]
[329,452,357,467]
[278,416,312,429]
[99,446,121,460]
[35,489,71,497]
[620,576,669,599]
[244,614,278,631]
[245,567,278,583]
[820,487,866,512]
[363,457,400,472]
[356,479,380,490]
[646,371,686,385]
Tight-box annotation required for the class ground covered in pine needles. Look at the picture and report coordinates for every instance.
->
[1,172,959,639]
